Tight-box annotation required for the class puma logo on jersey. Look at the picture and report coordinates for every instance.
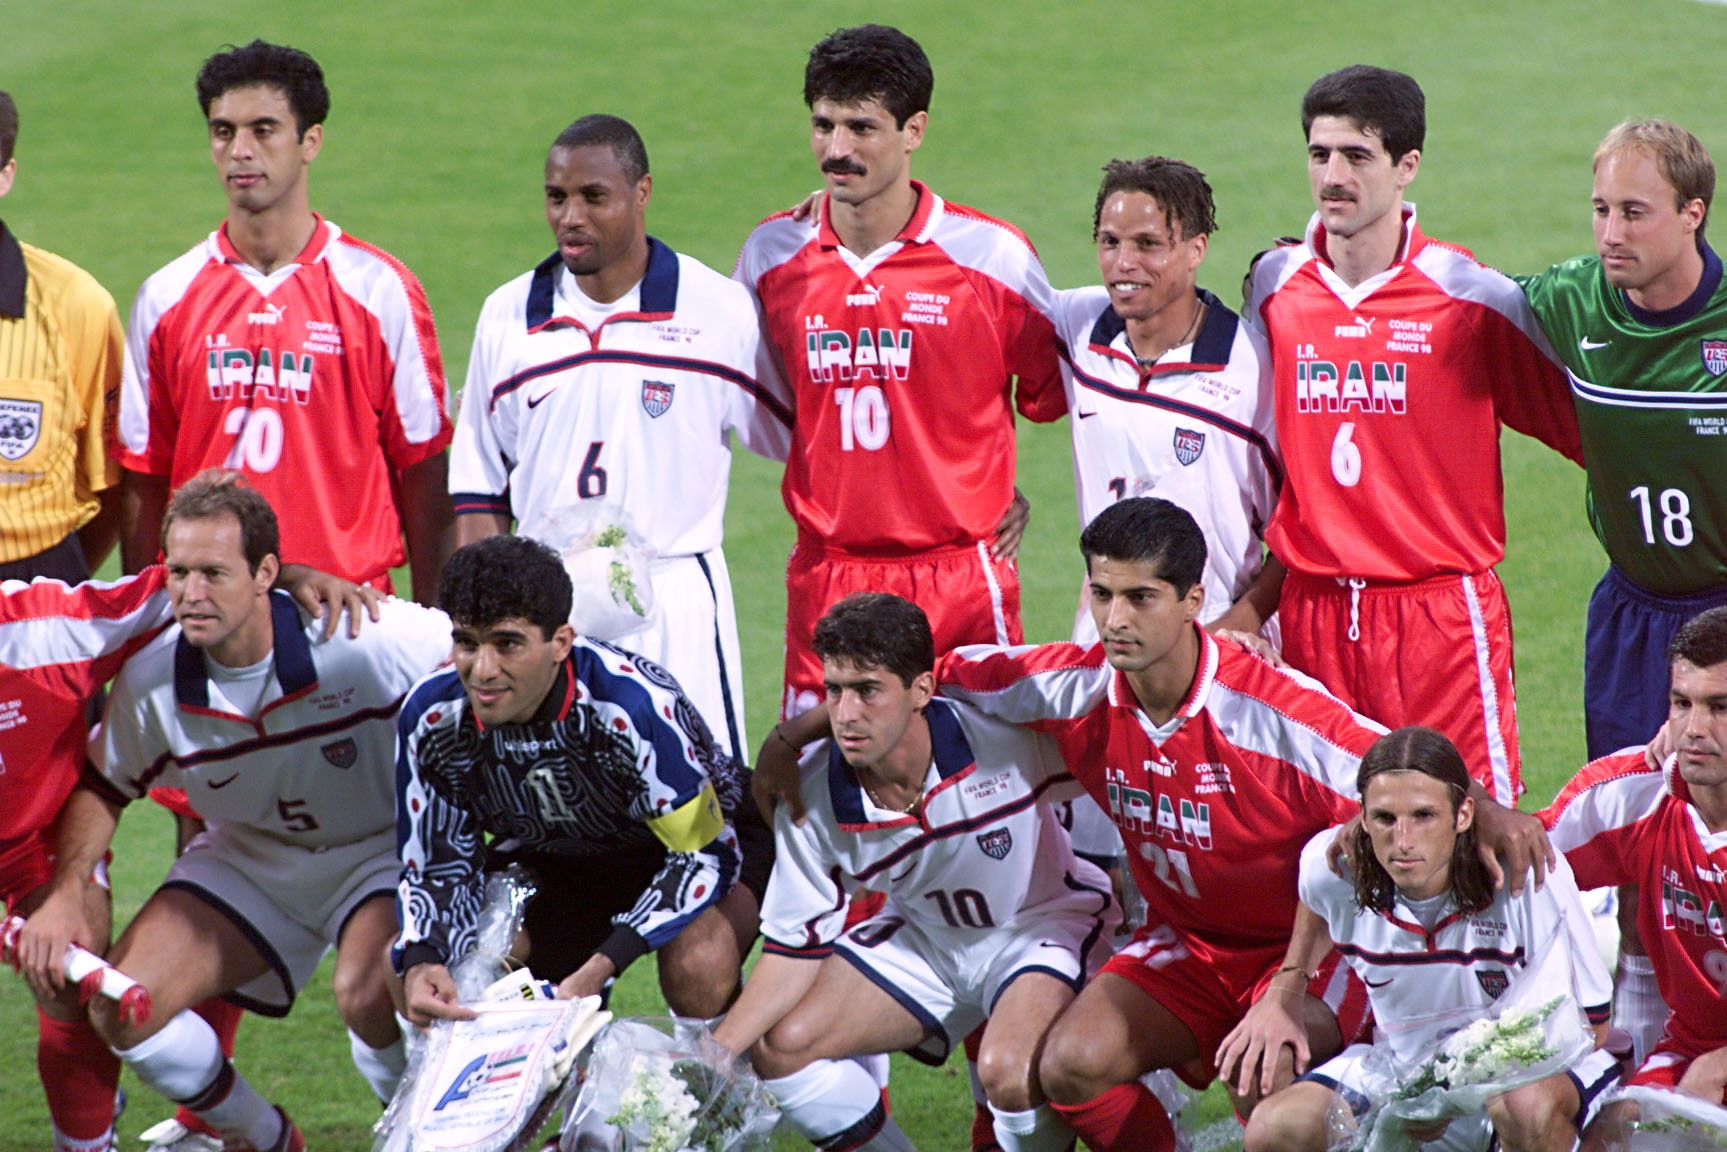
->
[804,326,913,383]
[246,302,287,326]
[845,284,883,307]
[1294,358,1407,414]
[1333,315,1375,338]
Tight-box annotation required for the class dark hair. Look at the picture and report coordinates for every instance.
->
[439,536,572,639]
[552,114,650,186]
[804,24,933,128]
[1671,606,1727,670]
[162,470,280,574]
[1079,497,1206,596]
[1351,727,1490,916]
[196,40,330,137]
[1093,156,1217,242]
[0,90,17,168]
[812,593,934,688]
[1301,65,1425,163]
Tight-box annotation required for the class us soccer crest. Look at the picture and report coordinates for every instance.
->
[1701,340,1727,377]
[976,828,1013,860]
[641,380,675,418]
[321,738,358,769]
[1475,969,1509,1000]
[0,399,42,461]
[1173,427,1205,466]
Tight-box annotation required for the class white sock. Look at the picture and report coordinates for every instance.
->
[349,1028,408,1103]
[52,1129,114,1152]
[990,1102,1071,1152]
[114,1012,281,1149]
[764,1059,917,1150]
[1613,952,1667,1064]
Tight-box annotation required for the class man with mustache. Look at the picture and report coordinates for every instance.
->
[1245,65,1581,806]
[734,23,1065,724]
[447,113,792,763]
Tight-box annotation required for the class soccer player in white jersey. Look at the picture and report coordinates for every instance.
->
[1054,156,1281,644]
[1225,727,1617,1152]
[715,593,1116,1152]
[448,113,791,762]
[27,473,450,1152]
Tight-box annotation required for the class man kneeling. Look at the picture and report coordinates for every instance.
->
[1229,728,1620,1152]
[714,593,1119,1152]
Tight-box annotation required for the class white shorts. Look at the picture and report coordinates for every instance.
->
[1305,1043,1623,1152]
[626,549,747,763]
[834,890,1118,1065]
[163,825,399,1016]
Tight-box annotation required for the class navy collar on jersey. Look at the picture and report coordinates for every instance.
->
[0,222,24,318]
[525,235,679,330]
[827,696,973,825]
[1088,287,1238,375]
[815,179,941,252]
[214,212,332,269]
[1619,241,1723,328]
[173,590,316,715]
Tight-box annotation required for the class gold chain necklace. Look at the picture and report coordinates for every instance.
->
[1128,300,1206,367]
[864,779,922,814]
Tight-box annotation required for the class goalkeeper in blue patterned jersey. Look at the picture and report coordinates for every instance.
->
[391,534,770,1024]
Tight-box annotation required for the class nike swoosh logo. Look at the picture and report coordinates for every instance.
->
[1365,977,1392,988]
[526,387,558,409]
[208,773,239,790]
[1077,410,1098,420]
[1579,337,1610,351]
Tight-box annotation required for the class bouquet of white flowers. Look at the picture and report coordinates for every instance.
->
[1611,1085,1727,1152]
[559,1017,778,1152]
[518,501,657,642]
[1334,933,1595,1152]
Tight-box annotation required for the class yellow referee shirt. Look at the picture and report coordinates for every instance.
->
[0,223,121,564]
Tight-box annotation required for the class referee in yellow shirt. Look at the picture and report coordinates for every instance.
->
[0,89,123,583]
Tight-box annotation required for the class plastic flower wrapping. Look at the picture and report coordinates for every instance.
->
[374,869,613,1152]
[1609,1085,1727,1152]
[1328,928,1596,1152]
[560,1017,779,1152]
[519,501,657,641]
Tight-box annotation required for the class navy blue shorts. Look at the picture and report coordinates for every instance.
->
[1585,566,1727,760]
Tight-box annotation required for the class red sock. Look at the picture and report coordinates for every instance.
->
[964,1027,1000,1152]
[172,997,244,1136]
[36,1009,121,1140]
[1050,1082,1175,1152]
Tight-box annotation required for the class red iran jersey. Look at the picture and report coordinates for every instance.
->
[1249,210,1580,581]
[936,628,1380,965]
[736,183,1064,554]
[0,568,171,842]
[117,217,451,586]
[1541,750,1727,1057]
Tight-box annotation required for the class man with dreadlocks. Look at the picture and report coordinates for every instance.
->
[1226,727,1618,1152]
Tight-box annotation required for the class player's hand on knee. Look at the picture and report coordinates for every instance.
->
[1677,1045,1727,1102]
[10,889,98,1002]
[403,962,474,1027]
[1217,986,1310,1097]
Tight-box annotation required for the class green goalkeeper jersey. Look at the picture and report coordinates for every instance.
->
[1518,245,1727,595]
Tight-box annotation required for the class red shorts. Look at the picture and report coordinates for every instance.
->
[0,825,108,911]
[1101,922,1369,1090]
[1628,1040,1724,1101]
[1279,568,1520,804]
[781,539,1022,718]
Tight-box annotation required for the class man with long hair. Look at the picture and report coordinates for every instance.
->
[1229,728,1617,1152]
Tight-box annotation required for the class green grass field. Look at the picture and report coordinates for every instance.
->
[5,0,1726,1146]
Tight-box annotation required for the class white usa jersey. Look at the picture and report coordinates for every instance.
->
[88,593,451,851]
[760,697,1104,957]
[448,239,793,558]
[1053,286,1280,628]
[1298,828,1612,1066]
